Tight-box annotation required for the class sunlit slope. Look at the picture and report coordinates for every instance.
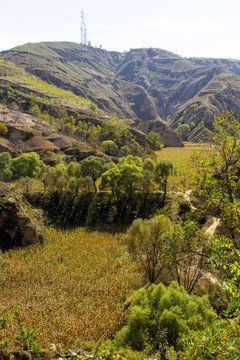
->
[2,42,240,140]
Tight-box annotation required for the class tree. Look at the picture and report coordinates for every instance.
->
[100,161,143,201]
[154,159,177,204]
[10,152,42,179]
[101,140,118,156]
[196,111,240,241]
[42,163,67,193]
[177,124,190,141]
[142,158,156,194]
[0,152,11,170]
[127,215,209,292]
[80,156,106,193]
[126,215,172,283]
[165,221,211,294]
[195,111,240,312]
[100,166,121,200]
[116,281,215,352]
[147,131,163,150]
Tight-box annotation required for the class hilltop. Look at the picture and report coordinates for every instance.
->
[2,42,240,140]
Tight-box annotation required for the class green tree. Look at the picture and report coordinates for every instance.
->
[42,163,67,193]
[165,221,211,294]
[10,152,42,179]
[101,140,118,156]
[101,157,144,201]
[100,166,121,200]
[147,131,163,150]
[66,115,76,128]
[0,152,11,170]
[126,215,172,283]
[80,156,106,193]
[177,124,190,141]
[116,282,215,352]
[196,111,240,241]
[155,159,177,204]
[195,112,240,312]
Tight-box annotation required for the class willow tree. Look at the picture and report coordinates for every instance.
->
[154,159,177,204]
[126,214,172,283]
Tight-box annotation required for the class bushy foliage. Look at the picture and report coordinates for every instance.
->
[127,215,172,283]
[80,156,106,192]
[101,140,118,156]
[147,131,163,150]
[126,215,210,290]
[0,152,11,170]
[0,122,8,135]
[177,124,190,141]
[10,152,42,179]
[154,159,177,203]
[180,317,240,359]
[115,282,215,352]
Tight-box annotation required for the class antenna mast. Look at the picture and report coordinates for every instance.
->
[80,11,87,45]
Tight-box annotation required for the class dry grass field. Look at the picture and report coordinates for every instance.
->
[156,143,211,191]
[0,228,138,351]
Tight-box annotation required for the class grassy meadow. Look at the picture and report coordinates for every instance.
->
[156,142,212,191]
[0,228,138,351]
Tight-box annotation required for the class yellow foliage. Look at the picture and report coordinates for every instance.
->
[0,122,8,135]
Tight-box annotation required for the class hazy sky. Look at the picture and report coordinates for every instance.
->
[1,0,240,59]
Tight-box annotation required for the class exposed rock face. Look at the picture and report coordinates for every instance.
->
[0,184,45,250]
[139,119,184,147]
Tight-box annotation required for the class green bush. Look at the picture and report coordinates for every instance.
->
[15,323,42,354]
[180,317,240,359]
[10,152,42,179]
[115,282,215,352]
[147,131,163,150]
[177,124,190,141]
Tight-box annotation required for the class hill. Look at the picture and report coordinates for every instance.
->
[2,42,240,140]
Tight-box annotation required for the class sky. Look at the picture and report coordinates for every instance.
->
[1,0,240,59]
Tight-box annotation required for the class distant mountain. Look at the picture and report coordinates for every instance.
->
[2,42,240,140]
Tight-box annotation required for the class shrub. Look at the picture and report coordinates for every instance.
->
[115,282,215,352]
[180,317,240,359]
[0,122,8,135]
[147,131,163,150]
[177,124,190,141]
[178,199,191,215]
[101,140,118,156]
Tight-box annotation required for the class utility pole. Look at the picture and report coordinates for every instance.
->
[80,11,87,45]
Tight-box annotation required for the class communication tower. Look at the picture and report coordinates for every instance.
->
[80,11,87,45]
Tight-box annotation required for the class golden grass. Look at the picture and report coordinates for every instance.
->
[0,228,138,350]
[155,143,212,191]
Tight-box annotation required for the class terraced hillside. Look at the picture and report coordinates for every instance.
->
[2,42,240,140]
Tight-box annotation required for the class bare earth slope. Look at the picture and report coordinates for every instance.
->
[2,42,240,140]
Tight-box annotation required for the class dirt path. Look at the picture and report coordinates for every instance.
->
[176,189,220,235]
[206,217,221,235]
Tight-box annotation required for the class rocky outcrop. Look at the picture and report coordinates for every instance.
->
[0,184,45,250]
